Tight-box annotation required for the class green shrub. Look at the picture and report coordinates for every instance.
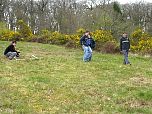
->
[17,20,33,40]
[102,41,119,53]
[91,29,116,53]
[37,30,51,43]
[49,31,66,45]
[65,40,78,48]
[27,30,51,43]
[0,22,8,35]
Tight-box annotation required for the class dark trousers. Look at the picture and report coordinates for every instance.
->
[122,50,130,64]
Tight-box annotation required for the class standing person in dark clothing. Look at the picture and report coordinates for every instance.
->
[80,31,95,62]
[120,33,131,65]
[4,41,20,60]
[86,34,95,61]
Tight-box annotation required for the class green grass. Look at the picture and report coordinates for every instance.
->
[0,41,152,114]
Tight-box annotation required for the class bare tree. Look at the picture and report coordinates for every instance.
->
[0,0,10,22]
[1,0,152,35]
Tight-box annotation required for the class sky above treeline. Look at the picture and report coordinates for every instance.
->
[34,0,152,4]
[116,0,152,4]
[78,0,152,4]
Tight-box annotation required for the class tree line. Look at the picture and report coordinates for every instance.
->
[1,0,152,37]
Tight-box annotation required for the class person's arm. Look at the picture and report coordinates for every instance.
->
[80,35,85,45]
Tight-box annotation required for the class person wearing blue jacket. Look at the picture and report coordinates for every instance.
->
[120,33,131,65]
[80,31,95,62]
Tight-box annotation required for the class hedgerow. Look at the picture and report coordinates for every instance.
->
[1,21,152,55]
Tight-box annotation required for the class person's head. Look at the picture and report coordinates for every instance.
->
[84,31,90,36]
[122,33,127,38]
[11,41,17,46]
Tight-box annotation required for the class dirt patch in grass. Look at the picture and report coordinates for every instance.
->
[117,98,152,109]
[129,76,152,86]
[117,76,152,87]
[125,100,151,108]
[85,88,111,101]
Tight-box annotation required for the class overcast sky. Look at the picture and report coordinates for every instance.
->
[34,0,152,4]
[79,0,152,4]
[115,0,152,4]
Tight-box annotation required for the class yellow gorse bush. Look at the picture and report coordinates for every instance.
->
[1,30,21,41]
[130,28,142,45]
[138,38,152,52]
[131,28,152,55]
[92,29,114,43]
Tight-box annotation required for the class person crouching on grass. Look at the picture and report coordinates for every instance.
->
[120,33,131,65]
[4,41,20,60]
[80,31,95,62]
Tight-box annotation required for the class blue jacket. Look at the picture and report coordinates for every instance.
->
[80,35,88,46]
[80,35,95,49]
[120,37,130,51]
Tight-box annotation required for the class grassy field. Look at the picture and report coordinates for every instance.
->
[0,41,152,114]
